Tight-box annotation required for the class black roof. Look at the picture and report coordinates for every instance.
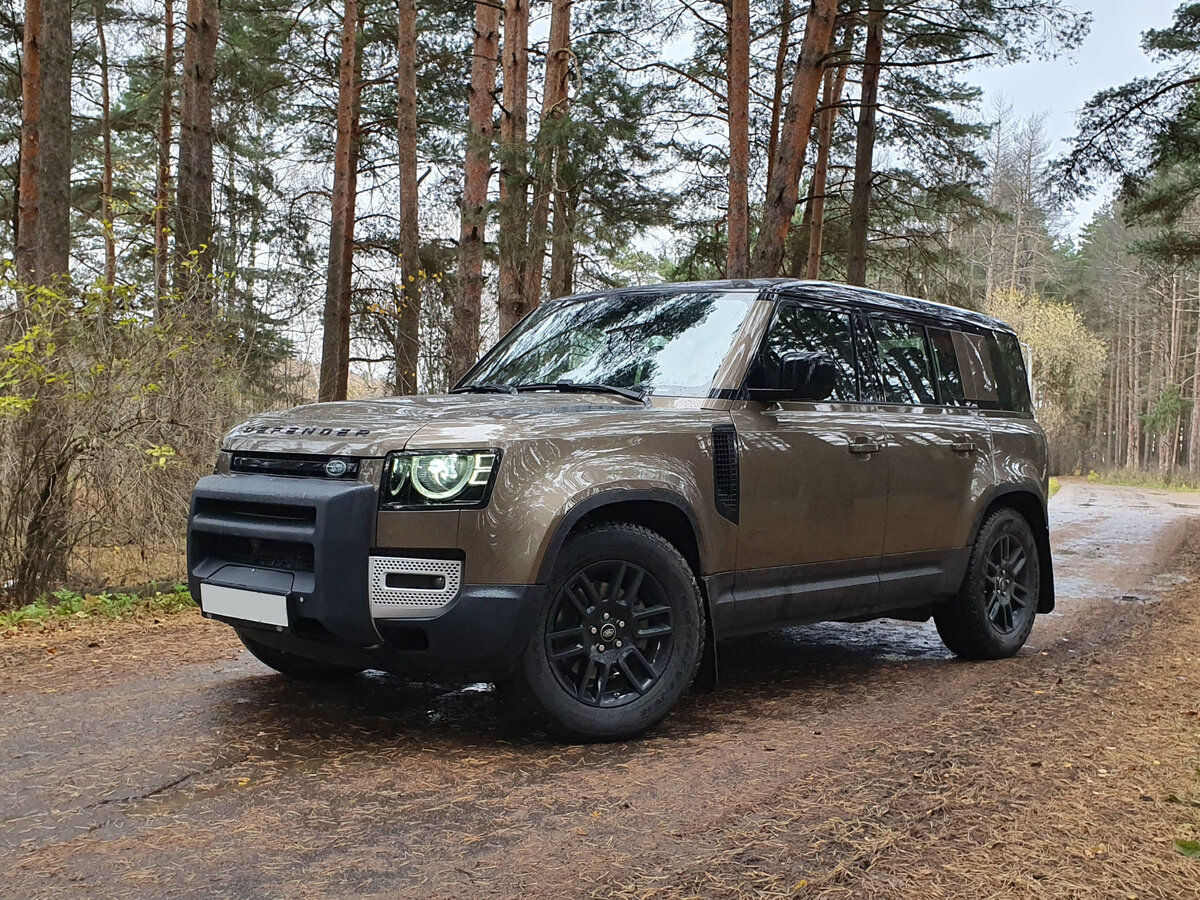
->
[572,278,1013,335]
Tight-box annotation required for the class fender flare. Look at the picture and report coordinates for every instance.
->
[534,488,704,585]
[968,483,1055,614]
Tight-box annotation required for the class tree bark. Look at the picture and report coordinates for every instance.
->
[395,0,421,395]
[451,0,500,383]
[846,0,883,286]
[805,45,849,279]
[155,0,174,308]
[175,0,219,305]
[16,0,41,283]
[725,0,750,278]
[765,0,791,191]
[1190,273,1200,474]
[318,0,360,402]
[96,2,116,295]
[522,0,571,305]
[497,0,530,335]
[36,0,70,282]
[750,0,837,277]
[548,184,574,299]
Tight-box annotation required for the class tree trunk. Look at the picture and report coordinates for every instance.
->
[1190,274,1200,475]
[175,0,219,305]
[395,0,421,395]
[96,2,116,295]
[522,0,571,305]
[451,0,501,383]
[750,0,837,277]
[765,0,790,191]
[155,0,174,308]
[318,0,360,402]
[36,0,70,282]
[805,45,849,279]
[846,0,883,286]
[1127,307,1141,469]
[725,0,750,278]
[497,0,530,335]
[16,0,41,283]
[548,185,575,299]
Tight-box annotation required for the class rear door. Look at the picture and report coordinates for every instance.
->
[865,317,995,605]
[727,301,889,632]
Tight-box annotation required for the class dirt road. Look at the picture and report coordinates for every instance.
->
[2,480,1199,898]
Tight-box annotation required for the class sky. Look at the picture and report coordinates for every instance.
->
[969,0,1183,236]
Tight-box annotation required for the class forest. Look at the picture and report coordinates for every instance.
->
[0,0,1197,603]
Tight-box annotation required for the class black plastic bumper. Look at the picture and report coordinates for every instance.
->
[187,473,543,680]
[234,584,544,680]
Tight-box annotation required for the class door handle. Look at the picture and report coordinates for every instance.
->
[951,441,978,453]
[848,441,882,455]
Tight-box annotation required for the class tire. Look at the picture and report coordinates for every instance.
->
[237,630,364,680]
[522,523,705,741]
[935,507,1041,659]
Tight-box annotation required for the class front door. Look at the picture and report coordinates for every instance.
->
[727,302,889,634]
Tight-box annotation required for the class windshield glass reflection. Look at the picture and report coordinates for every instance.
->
[464,291,756,398]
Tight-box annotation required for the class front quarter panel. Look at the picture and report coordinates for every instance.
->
[410,407,738,585]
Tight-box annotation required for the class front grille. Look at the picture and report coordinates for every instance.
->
[230,452,360,479]
[712,424,740,524]
[198,533,315,572]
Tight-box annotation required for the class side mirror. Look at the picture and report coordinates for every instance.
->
[748,351,838,402]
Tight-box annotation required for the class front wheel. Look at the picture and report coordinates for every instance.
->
[522,524,705,741]
[935,508,1040,659]
[237,630,364,680]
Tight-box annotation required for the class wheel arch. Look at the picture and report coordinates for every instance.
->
[535,490,704,585]
[970,485,1055,614]
[535,490,719,689]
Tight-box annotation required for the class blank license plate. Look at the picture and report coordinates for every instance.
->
[200,584,289,627]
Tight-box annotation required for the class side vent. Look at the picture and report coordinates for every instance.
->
[711,424,740,524]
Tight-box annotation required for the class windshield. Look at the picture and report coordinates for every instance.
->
[462,290,756,398]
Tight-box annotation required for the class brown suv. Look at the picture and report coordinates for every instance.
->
[188,280,1053,739]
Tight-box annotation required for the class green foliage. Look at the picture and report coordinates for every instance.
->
[0,584,196,631]
[1176,839,1200,860]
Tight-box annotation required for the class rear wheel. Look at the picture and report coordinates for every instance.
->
[936,507,1040,659]
[522,524,704,741]
[237,630,364,680]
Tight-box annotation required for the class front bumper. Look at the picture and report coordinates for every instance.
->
[187,473,543,679]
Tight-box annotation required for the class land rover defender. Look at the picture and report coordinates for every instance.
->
[188,280,1053,739]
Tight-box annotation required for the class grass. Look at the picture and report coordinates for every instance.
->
[1084,467,1200,493]
[0,584,196,631]
[1048,476,1061,498]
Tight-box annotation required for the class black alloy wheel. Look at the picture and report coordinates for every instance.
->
[935,507,1041,660]
[982,531,1034,634]
[523,523,704,740]
[545,559,675,708]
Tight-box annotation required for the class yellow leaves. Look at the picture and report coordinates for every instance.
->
[0,395,35,417]
[144,444,177,469]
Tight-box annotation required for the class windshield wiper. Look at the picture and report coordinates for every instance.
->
[514,381,648,403]
[451,383,517,395]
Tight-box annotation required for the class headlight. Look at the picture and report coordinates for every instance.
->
[381,451,500,509]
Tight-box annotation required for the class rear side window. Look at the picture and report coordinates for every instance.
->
[928,328,967,405]
[755,305,859,401]
[871,319,937,405]
[988,331,1032,413]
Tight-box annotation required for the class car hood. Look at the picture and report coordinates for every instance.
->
[222,392,647,457]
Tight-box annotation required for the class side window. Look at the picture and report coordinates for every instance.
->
[988,331,1032,413]
[871,318,937,405]
[754,304,858,401]
[928,328,967,405]
[953,330,998,407]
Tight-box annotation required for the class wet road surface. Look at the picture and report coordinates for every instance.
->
[2,479,1199,898]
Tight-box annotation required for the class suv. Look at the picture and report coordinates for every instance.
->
[188,280,1053,740]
